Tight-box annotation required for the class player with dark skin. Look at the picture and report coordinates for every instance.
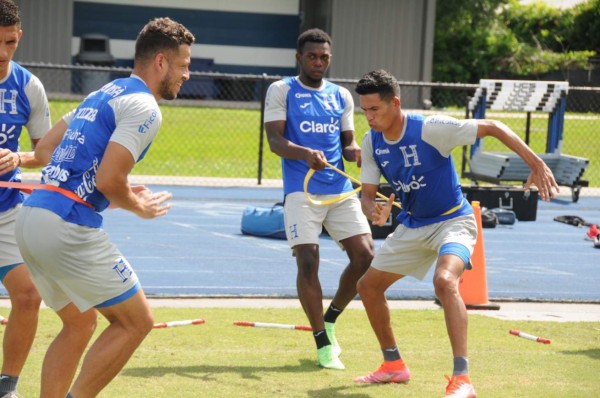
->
[264,29,374,369]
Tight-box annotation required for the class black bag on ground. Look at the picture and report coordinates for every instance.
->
[481,209,499,228]
[241,202,286,239]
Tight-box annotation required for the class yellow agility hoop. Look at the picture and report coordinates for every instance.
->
[303,161,402,209]
[303,168,362,205]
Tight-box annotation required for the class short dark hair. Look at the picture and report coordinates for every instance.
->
[355,69,401,101]
[134,17,195,64]
[0,0,20,27]
[297,28,331,53]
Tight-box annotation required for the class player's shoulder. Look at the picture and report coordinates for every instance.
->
[423,114,461,127]
[267,78,293,93]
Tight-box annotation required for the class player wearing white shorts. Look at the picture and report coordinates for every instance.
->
[0,1,51,396]
[353,70,558,398]
[14,17,195,397]
[264,28,374,370]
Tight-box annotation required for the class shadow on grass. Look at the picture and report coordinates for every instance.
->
[122,359,322,381]
[307,385,371,398]
[560,348,600,360]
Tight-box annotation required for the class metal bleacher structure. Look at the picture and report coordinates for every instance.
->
[462,79,589,202]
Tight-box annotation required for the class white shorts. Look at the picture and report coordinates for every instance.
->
[0,205,23,268]
[15,206,140,312]
[372,214,477,280]
[283,192,371,248]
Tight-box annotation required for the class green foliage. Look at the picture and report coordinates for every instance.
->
[568,0,600,52]
[434,0,598,83]
[501,0,573,52]
[434,0,511,83]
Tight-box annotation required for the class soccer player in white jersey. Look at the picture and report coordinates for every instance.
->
[353,70,558,397]
[264,29,374,370]
[0,1,51,396]
[14,18,194,397]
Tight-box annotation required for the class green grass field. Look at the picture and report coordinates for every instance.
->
[19,100,598,187]
[3,307,599,397]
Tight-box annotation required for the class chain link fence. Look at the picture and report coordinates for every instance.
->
[21,63,600,190]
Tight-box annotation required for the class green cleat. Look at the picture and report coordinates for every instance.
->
[317,345,345,370]
[324,321,342,357]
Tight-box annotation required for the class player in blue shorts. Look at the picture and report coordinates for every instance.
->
[14,18,194,397]
[0,1,51,396]
[353,70,558,397]
[264,29,374,370]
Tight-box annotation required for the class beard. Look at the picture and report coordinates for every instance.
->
[158,75,178,100]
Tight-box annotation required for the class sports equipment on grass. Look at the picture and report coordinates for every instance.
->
[354,359,411,384]
[0,315,6,325]
[153,319,205,329]
[304,161,402,208]
[317,344,345,370]
[233,321,312,331]
[444,374,476,397]
[509,329,551,344]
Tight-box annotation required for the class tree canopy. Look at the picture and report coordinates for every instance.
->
[433,0,598,83]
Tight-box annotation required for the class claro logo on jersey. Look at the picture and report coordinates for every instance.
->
[391,175,427,193]
[299,117,339,134]
[0,124,16,145]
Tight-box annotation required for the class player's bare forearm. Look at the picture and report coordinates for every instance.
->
[477,120,559,200]
[35,119,69,166]
[96,142,172,218]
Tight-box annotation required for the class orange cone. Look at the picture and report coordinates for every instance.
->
[459,201,500,310]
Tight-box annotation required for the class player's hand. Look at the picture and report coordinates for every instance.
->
[137,189,173,219]
[0,149,19,176]
[524,162,559,202]
[305,149,327,170]
[108,185,151,209]
[371,193,395,227]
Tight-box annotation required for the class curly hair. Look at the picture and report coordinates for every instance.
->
[0,0,20,27]
[297,28,331,53]
[135,17,195,64]
[355,69,401,101]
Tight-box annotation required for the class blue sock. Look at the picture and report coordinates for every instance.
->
[453,356,469,375]
[382,345,401,361]
[0,374,18,393]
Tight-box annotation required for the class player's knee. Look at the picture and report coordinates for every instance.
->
[356,274,374,298]
[433,271,458,298]
[11,285,42,312]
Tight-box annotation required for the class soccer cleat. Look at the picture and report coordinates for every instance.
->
[444,375,477,398]
[353,359,410,384]
[0,392,21,398]
[585,224,599,241]
[317,345,345,370]
[324,322,342,357]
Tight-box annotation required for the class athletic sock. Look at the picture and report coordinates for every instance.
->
[324,304,343,323]
[0,374,18,394]
[313,329,331,349]
[382,346,401,362]
[452,356,469,375]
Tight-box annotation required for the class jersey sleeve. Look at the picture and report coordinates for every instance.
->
[23,75,51,139]
[339,86,355,132]
[360,130,381,185]
[263,80,289,123]
[422,115,478,157]
[108,94,162,161]
[62,109,76,125]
